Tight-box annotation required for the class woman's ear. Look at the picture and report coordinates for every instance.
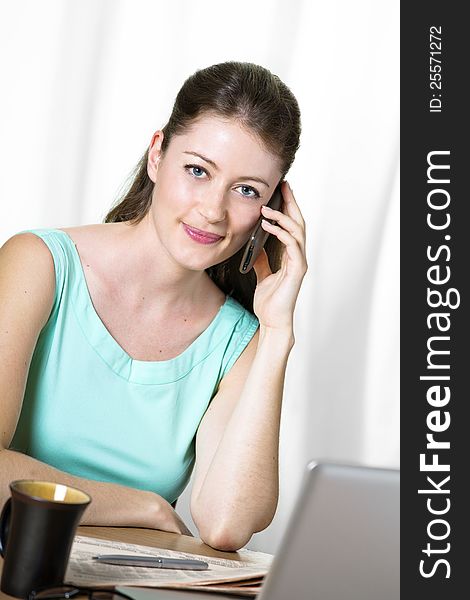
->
[147,130,164,182]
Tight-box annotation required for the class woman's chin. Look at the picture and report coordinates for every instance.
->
[173,252,218,272]
[174,244,235,270]
[177,253,231,273]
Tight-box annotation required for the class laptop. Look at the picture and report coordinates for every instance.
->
[118,461,400,600]
[259,461,399,600]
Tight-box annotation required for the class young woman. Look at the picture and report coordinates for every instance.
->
[0,61,306,551]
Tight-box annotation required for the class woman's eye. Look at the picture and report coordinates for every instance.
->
[237,185,260,199]
[185,166,260,199]
[185,164,207,178]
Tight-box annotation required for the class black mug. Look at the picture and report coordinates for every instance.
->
[0,480,91,598]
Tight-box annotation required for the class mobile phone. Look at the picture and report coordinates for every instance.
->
[239,182,283,274]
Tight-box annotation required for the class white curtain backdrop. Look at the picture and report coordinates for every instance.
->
[0,0,399,554]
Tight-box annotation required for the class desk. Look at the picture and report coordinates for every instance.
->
[0,526,251,600]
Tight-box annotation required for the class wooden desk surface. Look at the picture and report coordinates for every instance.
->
[76,526,244,560]
[0,526,245,600]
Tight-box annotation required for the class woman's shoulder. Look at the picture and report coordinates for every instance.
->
[57,222,124,252]
[0,231,56,293]
[56,222,127,277]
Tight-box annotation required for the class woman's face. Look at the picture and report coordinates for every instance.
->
[146,114,283,271]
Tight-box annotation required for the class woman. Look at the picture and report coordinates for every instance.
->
[0,61,306,551]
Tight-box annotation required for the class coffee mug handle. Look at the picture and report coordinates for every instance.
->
[0,497,11,557]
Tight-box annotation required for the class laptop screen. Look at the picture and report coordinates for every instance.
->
[259,462,400,600]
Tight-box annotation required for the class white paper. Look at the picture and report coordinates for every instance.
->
[65,535,273,587]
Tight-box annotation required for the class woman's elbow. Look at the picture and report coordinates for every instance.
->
[200,524,253,552]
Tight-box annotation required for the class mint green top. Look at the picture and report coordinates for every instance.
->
[10,229,259,503]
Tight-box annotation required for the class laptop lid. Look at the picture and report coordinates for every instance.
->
[258,461,400,600]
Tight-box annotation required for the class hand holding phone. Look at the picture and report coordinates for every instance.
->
[239,183,283,274]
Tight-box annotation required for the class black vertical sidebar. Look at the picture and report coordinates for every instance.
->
[401,2,466,598]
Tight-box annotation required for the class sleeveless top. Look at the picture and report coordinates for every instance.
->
[10,229,259,504]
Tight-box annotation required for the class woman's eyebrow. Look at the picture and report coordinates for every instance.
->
[183,151,270,187]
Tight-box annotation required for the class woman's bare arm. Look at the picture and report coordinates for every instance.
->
[190,326,293,550]
[0,234,191,535]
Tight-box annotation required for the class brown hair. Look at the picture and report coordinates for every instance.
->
[104,61,301,314]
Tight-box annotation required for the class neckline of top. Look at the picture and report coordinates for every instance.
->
[54,228,232,370]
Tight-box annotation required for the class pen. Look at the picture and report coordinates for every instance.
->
[92,554,209,570]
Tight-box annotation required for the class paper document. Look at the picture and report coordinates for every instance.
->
[118,583,262,597]
[65,535,273,588]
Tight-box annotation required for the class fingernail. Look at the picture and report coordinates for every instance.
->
[262,205,273,212]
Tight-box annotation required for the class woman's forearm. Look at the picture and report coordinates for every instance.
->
[192,325,294,549]
[0,448,168,529]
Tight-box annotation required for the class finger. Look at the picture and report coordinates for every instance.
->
[252,248,272,283]
[281,180,306,228]
[261,203,303,235]
[261,204,306,253]
[261,220,307,275]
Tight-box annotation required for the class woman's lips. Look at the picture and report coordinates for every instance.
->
[182,223,224,244]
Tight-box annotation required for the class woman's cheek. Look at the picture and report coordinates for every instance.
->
[233,215,260,249]
[233,201,261,227]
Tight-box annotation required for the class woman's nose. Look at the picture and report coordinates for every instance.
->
[198,193,227,223]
